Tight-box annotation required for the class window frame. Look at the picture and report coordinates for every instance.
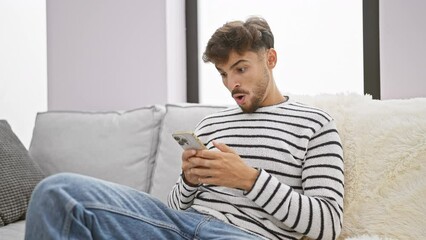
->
[185,0,381,102]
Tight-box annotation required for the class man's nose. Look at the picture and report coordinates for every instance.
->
[228,76,241,90]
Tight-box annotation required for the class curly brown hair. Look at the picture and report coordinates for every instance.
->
[202,17,274,65]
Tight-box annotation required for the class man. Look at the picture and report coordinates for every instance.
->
[25,17,343,240]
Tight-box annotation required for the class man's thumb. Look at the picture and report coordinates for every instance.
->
[212,141,236,154]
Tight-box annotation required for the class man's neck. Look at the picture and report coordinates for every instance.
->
[262,81,286,106]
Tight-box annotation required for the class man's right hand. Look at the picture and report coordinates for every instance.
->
[181,149,202,186]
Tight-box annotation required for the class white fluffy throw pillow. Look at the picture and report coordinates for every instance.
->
[292,94,426,239]
[338,98,426,239]
[345,235,396,240]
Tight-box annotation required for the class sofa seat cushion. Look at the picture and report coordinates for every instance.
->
[28,106,165,192]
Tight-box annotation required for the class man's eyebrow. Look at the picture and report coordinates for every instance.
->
[216,59,249,72]
[230,59,248,70]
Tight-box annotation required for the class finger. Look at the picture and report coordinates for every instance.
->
[181,160,193,171]
[198,176,218,185]
[190,167,215,177]
[182,149,197,161]
[195,149,217,159]
[195,142,235,159]
[182,155,200,171]
[182,157,205,171]
[212,141,236,154]
[188,157,214,168]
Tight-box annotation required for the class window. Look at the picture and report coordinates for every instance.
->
[196,0,364,105]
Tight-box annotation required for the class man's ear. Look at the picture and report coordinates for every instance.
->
[267,48,277,69]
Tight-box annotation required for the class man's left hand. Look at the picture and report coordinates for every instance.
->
[187,141,259,191]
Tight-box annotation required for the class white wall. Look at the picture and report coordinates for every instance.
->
[380,0,426,99]
[0,0,47,148]
[166,0,186,104]
[47,0,186,111]
[1,0,186,146]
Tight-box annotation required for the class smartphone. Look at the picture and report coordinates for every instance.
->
[172,131,207,150]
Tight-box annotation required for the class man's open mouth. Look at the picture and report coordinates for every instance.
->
[233,94,246,105]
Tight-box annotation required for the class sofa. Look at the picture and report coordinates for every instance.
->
[0,94,425,240]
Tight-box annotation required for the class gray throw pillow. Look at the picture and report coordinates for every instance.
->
[29,106,166,192]
[0,120,44,226]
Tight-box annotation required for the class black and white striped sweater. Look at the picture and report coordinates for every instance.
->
[168,100,344,240]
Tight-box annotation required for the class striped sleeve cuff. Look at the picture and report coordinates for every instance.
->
[179,175,199,196]
[244,169,292,212]
[244,169,271,197]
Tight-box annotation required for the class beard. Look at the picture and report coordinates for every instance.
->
[237,67,270,113]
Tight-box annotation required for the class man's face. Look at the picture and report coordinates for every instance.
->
[215,50,275,113]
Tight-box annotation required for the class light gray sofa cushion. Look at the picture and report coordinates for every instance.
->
[28,106,166,192]
[149,104,227,202]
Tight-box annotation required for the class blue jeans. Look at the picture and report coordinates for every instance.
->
[25,173,262,240]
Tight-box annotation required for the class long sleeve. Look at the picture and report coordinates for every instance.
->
[167,174,199,210]
[244,120,344,240]
[166,102,344,240]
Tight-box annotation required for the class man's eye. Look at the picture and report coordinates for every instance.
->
[220,72,227,78]
[238,67,246,73]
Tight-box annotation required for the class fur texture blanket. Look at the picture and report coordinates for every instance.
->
[291,94,426,240]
